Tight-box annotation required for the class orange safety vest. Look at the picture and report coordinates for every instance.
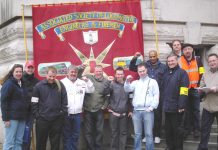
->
[178,56,199,88]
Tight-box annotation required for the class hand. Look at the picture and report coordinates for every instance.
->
[210,86,217,93]
[134,52,141,57]
[81,63,88,68]
[4,121,10,127]
[126,75,133,82]
[81,76,89,82]
[178,109,185,113]
[128,112,133,117]
[108,76,114,81]
[145,107,153,112]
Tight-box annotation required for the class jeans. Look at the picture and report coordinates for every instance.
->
[165,112,184,150]
[3,120,26,150]
[109,113,128,150]
[132,110,154,150]
[63,113,81,150]
[198,109,218,150]
[35,117,64,150]
[184,89,200,132]
[84,110,104,150]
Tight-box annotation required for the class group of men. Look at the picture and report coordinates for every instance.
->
[129,40,218,150]
[16,39,218,150]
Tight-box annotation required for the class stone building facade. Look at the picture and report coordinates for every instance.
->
[0,0,218,143]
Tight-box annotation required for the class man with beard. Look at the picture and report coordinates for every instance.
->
[178,44,204,138]
[61,65,95,150]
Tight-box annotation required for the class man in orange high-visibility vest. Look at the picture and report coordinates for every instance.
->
[178,43,204,138]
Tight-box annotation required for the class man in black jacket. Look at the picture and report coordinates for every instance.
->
[22,60,39,150]
[162,54,189,150]
[31,66,68,150]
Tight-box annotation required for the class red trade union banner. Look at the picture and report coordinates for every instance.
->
[32,0,144,79]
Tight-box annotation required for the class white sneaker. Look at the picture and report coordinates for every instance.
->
[154,137,161,144]
[142,137,146,142]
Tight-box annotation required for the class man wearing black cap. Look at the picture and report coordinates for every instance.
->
[178,44,204,138]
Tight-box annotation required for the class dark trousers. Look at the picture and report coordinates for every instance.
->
[63,113,81,150]
[153,103,162,137]
[109,113,128,150]
[84,110,104,150]
[22,118,33,150]
[198,109,218,150]
[35,117,64,150]
[165,112,184,150]
[185,89,200,132]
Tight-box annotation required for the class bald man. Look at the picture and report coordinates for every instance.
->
[129,50,167,144]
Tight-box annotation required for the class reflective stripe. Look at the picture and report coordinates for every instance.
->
[190,81,198,84]
[186,68,198,73]
[31,97,39,103]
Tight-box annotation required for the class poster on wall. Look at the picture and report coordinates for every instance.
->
[32,0,144,79]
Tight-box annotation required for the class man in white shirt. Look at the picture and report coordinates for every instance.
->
[124,63,159,150]
[61,65,95,150]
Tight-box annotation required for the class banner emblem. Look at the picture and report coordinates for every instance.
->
[83,30,98,45]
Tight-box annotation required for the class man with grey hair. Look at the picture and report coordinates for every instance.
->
[61,65,95,150]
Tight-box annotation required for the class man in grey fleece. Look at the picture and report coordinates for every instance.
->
[83,65,110,150]
[108,67,132,150]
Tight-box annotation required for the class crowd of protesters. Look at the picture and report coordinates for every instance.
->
[0,40,218,150]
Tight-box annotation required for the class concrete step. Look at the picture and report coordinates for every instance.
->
[126,137,218,150]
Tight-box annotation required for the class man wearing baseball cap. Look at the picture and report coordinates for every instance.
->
[178,44,204,138]
[22,60,39,150]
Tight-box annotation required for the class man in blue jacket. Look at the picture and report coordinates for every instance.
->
[162,54,189,150]
[129,50,167,143]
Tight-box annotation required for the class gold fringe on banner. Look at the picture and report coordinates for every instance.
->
[23,0,139,7]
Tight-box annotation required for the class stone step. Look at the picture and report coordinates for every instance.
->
[126,137,218,150]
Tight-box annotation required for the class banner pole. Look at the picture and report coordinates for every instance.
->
[21,4,28,62]
[151,0,159,56]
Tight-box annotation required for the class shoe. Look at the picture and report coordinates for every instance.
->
[154,137,161,144]
[142,137,146,142]
[193,130,200,138]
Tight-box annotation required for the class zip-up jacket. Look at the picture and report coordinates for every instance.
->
[31,79,68,121]
[124,76,159,111]
[61,77,95,114]
[108,80,131,113]
[162,65,189,112]
[129,57,167,90]
[1,77,29,121]
[22,72,39,98]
